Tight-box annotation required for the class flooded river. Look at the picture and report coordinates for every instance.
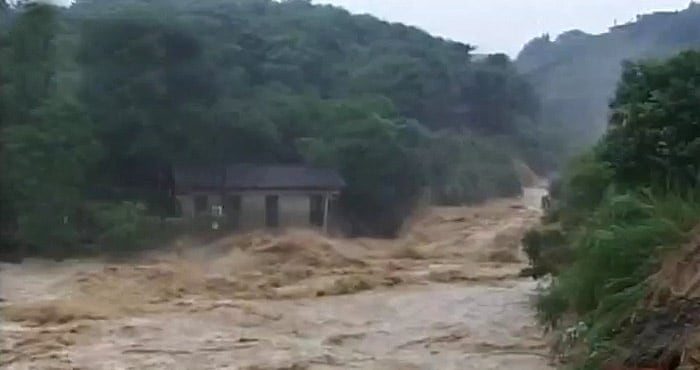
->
[1,188,552,370]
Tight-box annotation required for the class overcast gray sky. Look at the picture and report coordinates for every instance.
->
[314,0,693,56]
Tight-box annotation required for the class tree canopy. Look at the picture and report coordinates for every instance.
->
[1,0,546,254]
[525,49,700,370]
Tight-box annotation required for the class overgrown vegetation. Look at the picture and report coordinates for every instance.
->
[524,50,700,369]
[0,1,548,256]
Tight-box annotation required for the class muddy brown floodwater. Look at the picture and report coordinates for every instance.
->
[1,188,552,370]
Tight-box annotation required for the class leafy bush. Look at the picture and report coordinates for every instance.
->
[88,201,151,251]
[557,151,615,228]
[536,191,700,367]
[521,223,569,278]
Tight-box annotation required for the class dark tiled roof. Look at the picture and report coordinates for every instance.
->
[173,164,345,193]
[224,164,345,190]
[172,165,225,192]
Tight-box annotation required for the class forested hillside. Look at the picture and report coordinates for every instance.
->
[524,50,700,369]
[517,2,700,151]
[0,0,548,255]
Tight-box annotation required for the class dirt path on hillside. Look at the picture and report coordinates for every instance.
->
[0,188,552,370]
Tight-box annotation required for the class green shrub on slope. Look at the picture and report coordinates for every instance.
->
[533,50,700,369]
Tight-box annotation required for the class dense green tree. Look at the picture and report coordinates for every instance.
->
[298,97,426,236]
[0,3,58,126]
[1,3,100,254]
[601,50,700,189]
[424,133,522,205]
[2,96,101,252]
[1,0,547,249]
[69,0,542,234]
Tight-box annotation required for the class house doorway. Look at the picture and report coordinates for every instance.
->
[309,195,324,227]
[194,195,208,216]
[224,194,241,229]
[265,195,279,228]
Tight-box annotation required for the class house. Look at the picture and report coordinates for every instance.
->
[172,164,345,232]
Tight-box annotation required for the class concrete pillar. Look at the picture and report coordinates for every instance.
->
[322,193,330,234]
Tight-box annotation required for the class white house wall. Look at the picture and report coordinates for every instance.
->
[177,191,336,231]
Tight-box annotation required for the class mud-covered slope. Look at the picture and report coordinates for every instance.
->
[631,228,700,369]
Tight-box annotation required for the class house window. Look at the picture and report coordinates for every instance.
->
[211,205,223,217]
[194,195,208,215]
[310,195,324,227]
[265,195,279,228]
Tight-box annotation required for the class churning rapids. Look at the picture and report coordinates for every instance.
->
[1,188,552,370]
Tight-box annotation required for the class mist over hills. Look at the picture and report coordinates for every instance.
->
[517,2,700,150]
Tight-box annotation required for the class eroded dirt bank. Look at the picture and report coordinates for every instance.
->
[1,188,552,370]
